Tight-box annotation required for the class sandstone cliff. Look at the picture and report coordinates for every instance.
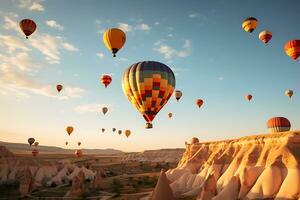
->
[166,131,300,200]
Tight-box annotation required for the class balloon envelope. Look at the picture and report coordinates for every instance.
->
[242,17,258,33]
[19,19,36,39]
[196,99,203,108]
[103,28,126,57]
[174,90,182,101]
[285,90,293,98]
[102,107,108,115]
[28,138,35,146]
[125,130,131,138]
[245,94,252,101]
[101,75,112,88]
[284,40,300,61]
[32,149,39,157]
[75,150,82,157]
[168,112,173,118]
[66,126,73,136]
[259,30,272,44]
[267,117,291,133]
[56,85,63,92]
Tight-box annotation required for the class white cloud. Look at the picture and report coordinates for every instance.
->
[0,52,39,71]
[46,20,64,30]
[154,40,192,59]
[3,16,19,31]
[154,21,160,25]
[97,52,105,59]
[189,12,199,18]
[118,23,132,32]
[18,0,45,11]
[0,34,30,53]
[62,42,78,51]
[75,103,112,113]
[217,76,224,81]
[135,23,151,31]
[167,34,174,37]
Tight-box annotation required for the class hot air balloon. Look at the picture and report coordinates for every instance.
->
[32,149,39,157]
[65,141,68,146]
[103,28,126,57]
[28,138,35,146]
[101,75,112,88]
[102,107,108,115]
[174,90,182,101]
[284,40,300,61]
[66,126,73,136]
[125,130,131,138]
[267,117,291,133]
[259,30,272,44]
[196,99,203,108]
[101,128,105,133]
[118,130,122,135]
[75,150,82,157]
[78,142,81,146]
[168,112,173,118]
[122,61,176,129]
[112,128,116,132]
[245,94,252,101]
[19,19,36,39]
[242,17,258,33]
[34,142,39,147]
[285,90,293,99]
[56,84,63,93]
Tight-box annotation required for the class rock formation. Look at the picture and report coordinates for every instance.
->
[92,170,103,189]
[16,167,35,196]
[151,169,174,200]
[65,170,86,198]
[166,131,300,199]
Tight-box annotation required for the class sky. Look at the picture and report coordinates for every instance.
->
[0,0,299,152]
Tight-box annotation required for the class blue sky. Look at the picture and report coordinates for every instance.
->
[0,0,299,151]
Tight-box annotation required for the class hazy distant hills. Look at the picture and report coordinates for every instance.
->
[0,141,123,155]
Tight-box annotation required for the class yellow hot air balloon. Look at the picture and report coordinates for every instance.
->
[285,90,293,99]
[66,126,73,136]
[122,61,176,129]
[125,130,131,138]
[103,28,126,57]
[242,17,258,33]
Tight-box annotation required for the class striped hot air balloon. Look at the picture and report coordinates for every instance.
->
[19,19,37,39]
[267,117,291,133]
[32,149,39,157]
[259,30,272,44]
[122,61,176,129]
[242,17,258,33]
[284,40,300,61]
[103,28,126,57]
[101,75,112,88]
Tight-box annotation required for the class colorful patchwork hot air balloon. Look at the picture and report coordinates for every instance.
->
[19,19,36,39]
[267,117,291,133]
[28,138,35,146]
[196,99,203,108]
[259,30,272,44]
[103,28,126,57]
[101,75,112,88]
[56,84,63,93]
[285,90,293,99]
[284,40,300,61]
[66,126,73,136]
[245,94,253,101]
[242,17,258,33]
[75,150,82,157]
[122,61,176,129]
[32,149,39,157]
[102,107,108,115]
[174,90,182,101]
[125,130,131,138]
[168,112,173,118]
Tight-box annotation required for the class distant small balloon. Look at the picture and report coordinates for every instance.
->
[168,112,173,118]
[78,142,81,146]
[174,90,182,101]
[75,150,82,157]
[245,94,253,102]
[28,138,35,146]
[66,126,74,136]
[285,90,293,99]
[112,128,116,132]
[259,30,272,44]
[56,84,63,93]
[102,128,105,133]
[65,141,68,146]
[196,99,203,108]
[102,107,108,115]
[19,19,36,39]
[34,142,39,147]
[125,129,131,138]
[32,149,39,157]
[118,130,122,135]
[101,75,112,88]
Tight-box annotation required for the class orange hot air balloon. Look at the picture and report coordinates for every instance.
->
[122,61,176,129]
[118,130,122,135]
[174,90,182,101]
[285,90,293,98]
[28,138,35,146]
[101,128,105,133]
[267,117,291,133]
[125,130,131,138]
[103,28,126,57]
[56,84,63,93]
[284,40,300,61]
[75,150,82,157]
[168,112,173,118]
[65,141,68,146]
[78,142,81,146]
[101,75,112,88]
[259,30,272,44]
[102,107,108,115]
[32,149,39,157]
[66,126,73,136]
[19,19,36,39]
[196,99,203,108]
[245,94,252,101]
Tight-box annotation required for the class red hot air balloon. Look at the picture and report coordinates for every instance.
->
[56,85,63,93]
[101,75,112,88]
[245,94,252,101]
[267,117,291,133]
[19,19,37,39]
[259,30,272,44]
[32,149,39,157]
[284,40,300,61]
[196,99,203,108]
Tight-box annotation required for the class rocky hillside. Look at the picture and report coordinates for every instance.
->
[166,131,300,199]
